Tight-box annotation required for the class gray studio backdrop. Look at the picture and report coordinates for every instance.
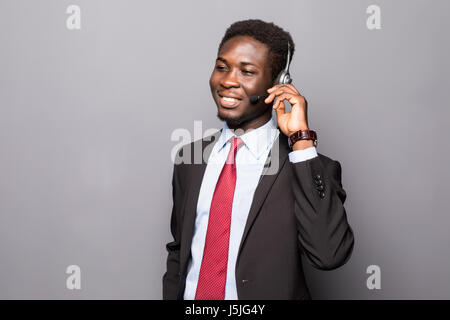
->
[1,0,449,299]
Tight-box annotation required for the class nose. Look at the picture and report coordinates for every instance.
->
[220,69,240,88]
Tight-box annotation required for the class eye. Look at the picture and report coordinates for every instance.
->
[242,70,255,75]
[215,65,226,71]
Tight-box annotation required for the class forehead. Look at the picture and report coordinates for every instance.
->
[218,35,270,67]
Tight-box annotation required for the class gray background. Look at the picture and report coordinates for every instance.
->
[1,0,449,299]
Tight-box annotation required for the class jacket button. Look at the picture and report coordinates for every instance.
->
[319,191,325,198]
[314,174,321,180]
[316,185,324,191]
[314,179,323,186]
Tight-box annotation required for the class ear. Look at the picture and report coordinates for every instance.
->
[271,76,278,87]
[270,69,279,87]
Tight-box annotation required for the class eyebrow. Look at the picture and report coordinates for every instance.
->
[216,57,259,68]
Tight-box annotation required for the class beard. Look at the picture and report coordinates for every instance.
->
[216,102,272,129]
[216,111,245,127]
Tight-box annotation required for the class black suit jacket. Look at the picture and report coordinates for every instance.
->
[163,128,354,300]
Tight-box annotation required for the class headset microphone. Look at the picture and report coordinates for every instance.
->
[249,93,270,104]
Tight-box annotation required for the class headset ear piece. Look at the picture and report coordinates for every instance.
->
[277,72,292,85]
[275,42,293,85]
[285,74,292,84]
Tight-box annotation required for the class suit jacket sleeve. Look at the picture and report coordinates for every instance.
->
[162,154,184,299]
[291,155,355,270]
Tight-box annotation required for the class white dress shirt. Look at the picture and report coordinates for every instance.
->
[183,117,318,300]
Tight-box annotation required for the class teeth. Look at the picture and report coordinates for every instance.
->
[223,96,238,102]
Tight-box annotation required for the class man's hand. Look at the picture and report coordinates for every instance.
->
[264,84,314,150]
[265,83,309,135]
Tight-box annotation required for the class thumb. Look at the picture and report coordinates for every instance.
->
[274,100,286,119]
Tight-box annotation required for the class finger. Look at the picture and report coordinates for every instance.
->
[272,92,284,107]
[274,92,304,113]
[274,96,286,118]
[284,83,301,95]
[267,84,282,92]
[265,86,298,104]
[267,84,297,95]
[272,92,291,111]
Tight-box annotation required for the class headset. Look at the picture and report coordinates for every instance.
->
[275,42,293,85]
[249,42,292,104]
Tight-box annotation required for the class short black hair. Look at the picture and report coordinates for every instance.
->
[218,19,295,83]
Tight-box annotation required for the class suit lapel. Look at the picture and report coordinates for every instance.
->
[236,131,290,264]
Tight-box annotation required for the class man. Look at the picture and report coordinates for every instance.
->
[163,19,354,300]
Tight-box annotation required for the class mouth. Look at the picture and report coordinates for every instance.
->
[217,91,242,109]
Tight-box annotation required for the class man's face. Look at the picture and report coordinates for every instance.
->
[210,35,274,128]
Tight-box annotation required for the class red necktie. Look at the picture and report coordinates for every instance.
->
[195,137,244,300]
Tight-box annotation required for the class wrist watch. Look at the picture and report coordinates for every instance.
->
[288,129,318,148]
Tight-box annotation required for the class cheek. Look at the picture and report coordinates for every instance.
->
[241,83,259,96]
[209,73,220,88]
[244,76,266,93]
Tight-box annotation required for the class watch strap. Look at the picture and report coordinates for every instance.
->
[288,130,318,148]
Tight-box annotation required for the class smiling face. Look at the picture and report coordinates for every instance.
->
[210,35,275,131]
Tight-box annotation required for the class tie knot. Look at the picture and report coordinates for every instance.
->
[225,137,244,165]
[230,137,244,149]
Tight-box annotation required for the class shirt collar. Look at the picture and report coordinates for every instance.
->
[214,117,279,160]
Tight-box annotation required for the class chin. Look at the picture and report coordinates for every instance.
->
[217,110,245,127]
